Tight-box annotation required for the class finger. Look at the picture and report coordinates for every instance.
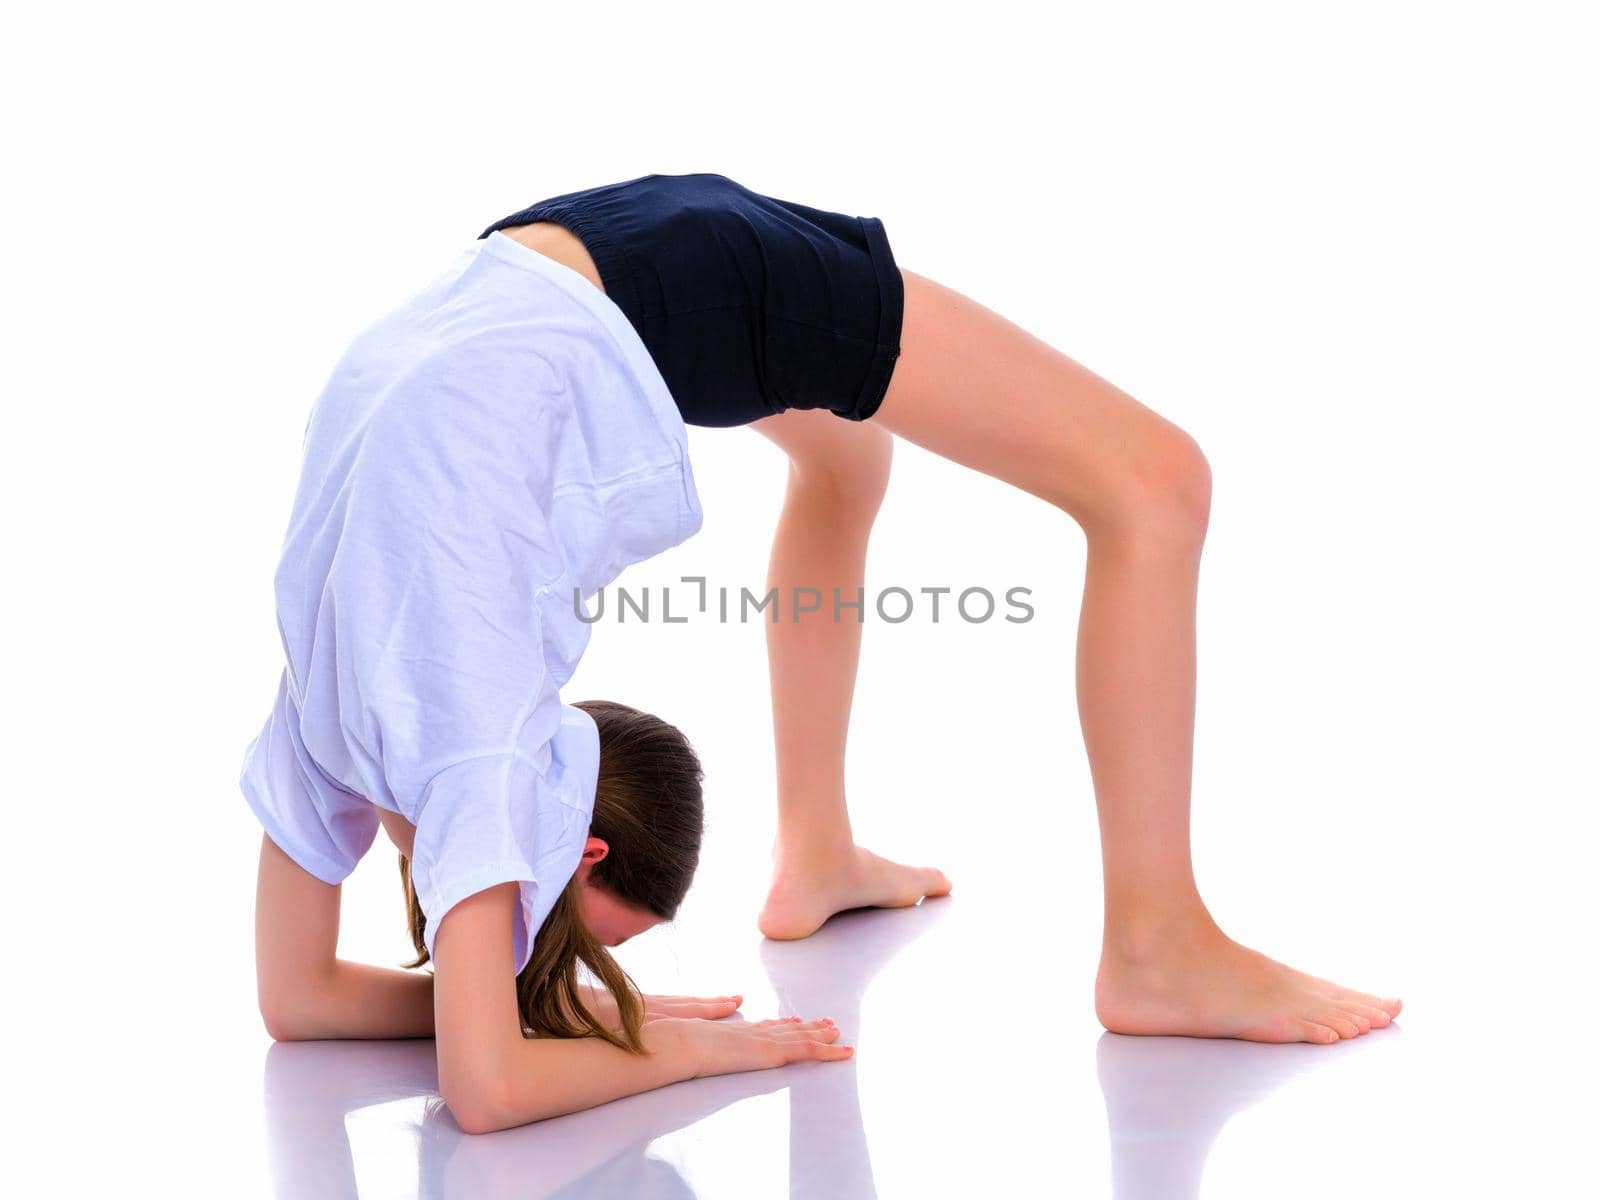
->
[659,996,744,1017]
[762,1019,837,1037]
[654,994,743,1008]
[782,1038,855,1063]
[770,1024,842,1043]
[693,1001,746,1018]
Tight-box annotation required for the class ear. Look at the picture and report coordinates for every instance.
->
[579,835,610,867]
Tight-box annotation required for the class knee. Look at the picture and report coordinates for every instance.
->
[1159,426,1213,529]
[789,425,894,517]
[1105,423,1212,545]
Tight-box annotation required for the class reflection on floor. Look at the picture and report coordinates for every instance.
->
[259,897,1418,1199]
[264,902,950,1199]
[1096,1027,1389,1199]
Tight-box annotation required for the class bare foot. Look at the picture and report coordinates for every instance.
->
[759,844,953,940]
[1095,918,1402,1044]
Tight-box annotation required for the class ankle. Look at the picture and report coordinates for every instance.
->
[1102,901,1224,964]
[771,830,856,869]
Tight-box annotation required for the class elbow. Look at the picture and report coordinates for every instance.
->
[451,1107,503,1137]
[257,965,339,1042]
[439,1058,515,1134]
[259,1002,310,1043]
[443,1079,511,1135]
[258,984,324,1042]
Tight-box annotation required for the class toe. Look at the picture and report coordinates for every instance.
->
[1337,1008,1373,1033]
[1317,1011,1362,1039]
[1341,1002,1390,1028]
[1298,1020,1341,1044]
[1339,987,1384,1006]
[1339,988,1402,1019]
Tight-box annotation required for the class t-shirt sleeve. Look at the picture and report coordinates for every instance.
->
[305,344,599,973]
[238,667,381,884]
[406,709,599,975]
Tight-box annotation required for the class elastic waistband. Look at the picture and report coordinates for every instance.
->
[478,202,643,319]
[470,231,703,545]
[475,230,634,346]
[474,229,672,414]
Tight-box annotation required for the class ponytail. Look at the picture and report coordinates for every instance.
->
[398,852,650,1054]
[516,881,647,1053]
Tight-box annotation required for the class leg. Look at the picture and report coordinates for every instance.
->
[748,407,952,939]
[871,266,1401,1042]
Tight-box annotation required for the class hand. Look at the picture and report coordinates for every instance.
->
[641,992,745,1022]
[659,1015,854,1079]
[575,983,743,1029]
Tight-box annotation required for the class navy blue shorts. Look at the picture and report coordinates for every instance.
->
[476,173,905,428]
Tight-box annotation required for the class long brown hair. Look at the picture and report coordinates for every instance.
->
[397,699,704,1054]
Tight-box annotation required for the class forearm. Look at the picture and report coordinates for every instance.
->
[480,1020,693,1130]
[272,960,436,1041]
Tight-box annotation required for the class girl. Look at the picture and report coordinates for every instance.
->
[243,172,1399,1135]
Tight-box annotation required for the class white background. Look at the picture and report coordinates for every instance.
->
[5,2,1596,1196]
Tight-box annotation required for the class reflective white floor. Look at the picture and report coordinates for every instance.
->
[24,565,1598,1199]
[80,864,1588,1200]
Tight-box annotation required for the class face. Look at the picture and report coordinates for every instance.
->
[573,836,668,947]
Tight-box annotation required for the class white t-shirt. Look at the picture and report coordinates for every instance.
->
[238,231,702,975]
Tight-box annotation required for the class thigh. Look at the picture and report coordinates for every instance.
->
[871,267,1203,533]
[751,406,893,498]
